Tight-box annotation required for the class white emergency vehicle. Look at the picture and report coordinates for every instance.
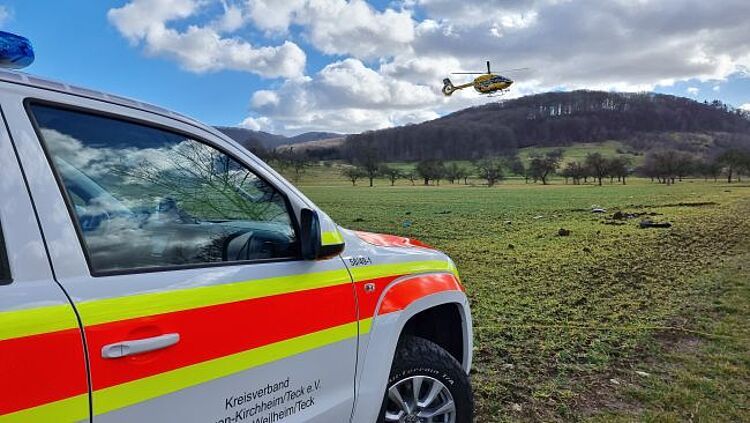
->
[0,31,473,423]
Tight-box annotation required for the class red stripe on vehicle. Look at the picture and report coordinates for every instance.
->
[378,273,463,315]
[0,328,88,415]
[354,275,401,319]
[353,231,434,249]
[85,282,358,390]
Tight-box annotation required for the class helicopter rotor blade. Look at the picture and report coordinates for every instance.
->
[494,67,531,74]
[451,67,531,75]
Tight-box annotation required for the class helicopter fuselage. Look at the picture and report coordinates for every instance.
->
[473,74,513,93]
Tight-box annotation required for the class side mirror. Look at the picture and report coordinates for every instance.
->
[300,208,345,260]
[300,208,321,260]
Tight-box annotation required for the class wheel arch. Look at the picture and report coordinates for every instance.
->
[352,290,473,422]
[398,302,466,367]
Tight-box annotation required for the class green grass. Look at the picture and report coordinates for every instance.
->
[586,251,750,423]
[299,178,750,421]
[518,140,642,166]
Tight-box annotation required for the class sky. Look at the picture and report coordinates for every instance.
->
[1,0,749,136]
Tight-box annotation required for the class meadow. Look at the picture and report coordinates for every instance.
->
[297,174,750,422]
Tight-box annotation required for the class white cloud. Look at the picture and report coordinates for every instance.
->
[243,58,461,134]
[246,0,415,58]
[740,103,750,112]
[686,87,699,96]
[109,0,750,134]
[108,0,306,78]
[410,0,750,91]
[0,6,11,27]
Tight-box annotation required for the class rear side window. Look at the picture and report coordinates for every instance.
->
[29,104,299,274]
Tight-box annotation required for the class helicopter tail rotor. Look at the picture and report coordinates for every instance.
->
[442,78,456,96]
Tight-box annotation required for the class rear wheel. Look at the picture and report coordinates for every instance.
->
[379,336,473,423]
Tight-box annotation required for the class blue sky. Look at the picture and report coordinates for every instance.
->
[2,1,749,135]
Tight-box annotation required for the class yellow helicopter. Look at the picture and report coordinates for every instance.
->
[442,61,524,96]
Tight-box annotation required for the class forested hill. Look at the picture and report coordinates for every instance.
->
[344,91,750,161]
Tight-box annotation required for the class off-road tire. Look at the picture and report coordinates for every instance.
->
[378,336,474,423]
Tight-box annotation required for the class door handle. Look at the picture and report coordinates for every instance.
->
[101,333,180,359]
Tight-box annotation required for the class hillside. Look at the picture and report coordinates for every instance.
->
[344,91,750,161]
[215,126,343,151]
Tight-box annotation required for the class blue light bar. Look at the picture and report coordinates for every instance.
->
[0,31,34,69]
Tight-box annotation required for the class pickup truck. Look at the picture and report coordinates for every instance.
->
[0,31,473,423]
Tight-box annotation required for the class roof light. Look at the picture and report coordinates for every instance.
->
[0,31,34,69]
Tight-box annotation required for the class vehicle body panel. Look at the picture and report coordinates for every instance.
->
[0,96,89,421]
[0,72,473,422]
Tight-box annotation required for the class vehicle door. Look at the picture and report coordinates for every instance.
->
[5,88,356,422]
[0,98,89,422]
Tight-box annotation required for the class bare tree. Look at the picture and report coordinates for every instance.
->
[475,158,504,187]
[529,150,563,185]
[379,164,403,186]
[341,166,365,186]
[584,152,608,186]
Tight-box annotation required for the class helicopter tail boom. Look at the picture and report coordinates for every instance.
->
[442,78,474,96]
[442,78,456,96]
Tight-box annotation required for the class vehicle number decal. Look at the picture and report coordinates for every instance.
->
[348,256,373,267]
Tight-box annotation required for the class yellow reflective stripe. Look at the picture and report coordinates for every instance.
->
[93,321,359,416]
[0,304,79,342]
[79,268,352,327]
[348,260,458,282]
[321,229,344,246]
[0,393,88,422]
[359,317,373,335]
[0,260,453,342]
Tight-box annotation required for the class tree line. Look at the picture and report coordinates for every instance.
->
[338,147,750,187]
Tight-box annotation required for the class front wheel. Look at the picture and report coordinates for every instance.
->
[379,336,474,423]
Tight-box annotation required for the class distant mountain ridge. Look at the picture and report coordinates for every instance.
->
[344,90,750,161]
[215,126,343,151]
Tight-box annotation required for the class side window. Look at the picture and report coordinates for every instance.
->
[29,104,299,274]
[0,224,10,283]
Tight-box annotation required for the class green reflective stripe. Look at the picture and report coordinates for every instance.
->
[349,260,458,282]
[79,268,353,327]
[321,229,344,246]
[0,304,79,342]
[0,393,88,422]
[93,321,359,416]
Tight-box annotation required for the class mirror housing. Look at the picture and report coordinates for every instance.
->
[300,208,345,260]
[300,208,321,260]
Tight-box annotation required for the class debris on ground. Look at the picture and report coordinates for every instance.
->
[634,370,651,377]
[609,378,621,385]
[592,208,607,213]
[533,215,544,219]
[639,219,672,229]
[504,220,512,225]
[558,228,571,236]
[511,403,522,412]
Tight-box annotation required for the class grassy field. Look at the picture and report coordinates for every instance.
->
[517,141,643,167]
[298,176,750,421]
